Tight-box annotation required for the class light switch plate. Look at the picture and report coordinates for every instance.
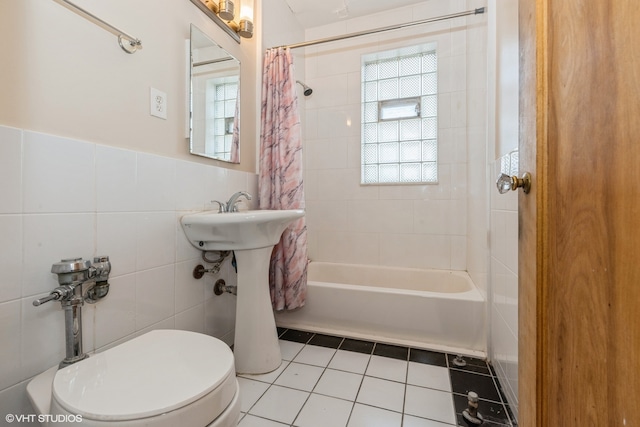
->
[150,87,167,119]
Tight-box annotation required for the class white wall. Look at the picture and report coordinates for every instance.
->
[0,0,258,172]
[486,0,520,418]
[301,0,471,271]
[0,0,260,417]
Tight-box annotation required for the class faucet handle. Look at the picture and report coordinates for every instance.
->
[32,286,70,307]
[211,200,227,213]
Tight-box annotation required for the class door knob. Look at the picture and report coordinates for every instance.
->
[496,172,531,194]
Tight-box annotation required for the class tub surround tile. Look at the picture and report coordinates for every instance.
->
[339,338,375,354]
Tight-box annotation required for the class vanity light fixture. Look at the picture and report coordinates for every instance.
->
[201,0,254,39]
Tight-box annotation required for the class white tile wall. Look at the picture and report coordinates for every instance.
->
[489,153,519,416]
[302,1,472,271]
[0,125,256,414]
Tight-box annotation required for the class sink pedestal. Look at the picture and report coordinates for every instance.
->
[179,208,305,374]
[233,246,281,374]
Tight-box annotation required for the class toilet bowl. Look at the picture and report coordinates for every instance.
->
[27,330,240,427]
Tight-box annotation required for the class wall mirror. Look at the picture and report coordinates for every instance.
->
[190,24,241,163]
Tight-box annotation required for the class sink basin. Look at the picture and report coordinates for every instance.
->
[180,209,305,251]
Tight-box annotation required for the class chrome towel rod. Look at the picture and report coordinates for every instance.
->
[54,0,142,54]
[270,7,485,51]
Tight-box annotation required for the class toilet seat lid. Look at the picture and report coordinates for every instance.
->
[52,330,235,421]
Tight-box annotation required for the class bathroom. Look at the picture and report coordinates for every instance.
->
[1,0,520,425]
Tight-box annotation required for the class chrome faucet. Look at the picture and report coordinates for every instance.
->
[225,191,252,212]
[211,191,252,213]
[32,256,111,368]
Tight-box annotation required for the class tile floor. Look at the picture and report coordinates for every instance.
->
[237,329,516,427]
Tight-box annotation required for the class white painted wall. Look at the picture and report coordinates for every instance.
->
[0,0,261,417]
[0,0,258,172]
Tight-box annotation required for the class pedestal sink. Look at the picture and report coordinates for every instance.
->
[180,209,305,374]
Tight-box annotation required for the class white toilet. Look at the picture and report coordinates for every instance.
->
[27,330,240,427]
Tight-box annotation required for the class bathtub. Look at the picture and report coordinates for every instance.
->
[274,262,486,355]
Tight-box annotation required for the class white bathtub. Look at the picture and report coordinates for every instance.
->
[274,262,486,355]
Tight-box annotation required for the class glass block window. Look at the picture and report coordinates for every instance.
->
[205,77,238,159]
[361,46,438,184]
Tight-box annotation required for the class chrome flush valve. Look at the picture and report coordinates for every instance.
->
[32,256,112,368]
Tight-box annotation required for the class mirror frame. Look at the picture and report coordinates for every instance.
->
[189,0,240,43]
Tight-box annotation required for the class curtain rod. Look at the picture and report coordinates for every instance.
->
[270,7,485,51]
[193,57,236,67]
[53,0,142,54]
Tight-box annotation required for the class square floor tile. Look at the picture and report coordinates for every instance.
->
[339,338,375,354]
[238,377,270,413]
[239,414,289,426]
[293,393,353,427]
[356,376,405,413]
[404,385,456,425]
[239,361,289,384]
[403,415,456,427]
[407,362,451,392]
[365,355,407,383]
[280,340,305,361]
[410,349,448,367]
[449,370,501,402]
[281,329,314,344]
[347,403,402,427]
[373,343,408,360]
[328,349,371,374]
[249,385,310,425]
[314,368,363,401]
[274,362,324,392]
[309,333,344,349]
[293,344,337,367]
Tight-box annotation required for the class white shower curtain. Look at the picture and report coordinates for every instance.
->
[258,47,308,311]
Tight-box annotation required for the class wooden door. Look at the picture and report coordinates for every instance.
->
[518,0,640,425]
